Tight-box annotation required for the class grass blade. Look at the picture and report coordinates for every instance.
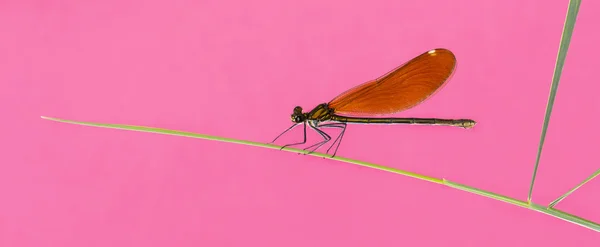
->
[41,116,600,232]
[528,0,582,203]
[549,168,600,208]
[445,180,599,231]
[40,116,442,184]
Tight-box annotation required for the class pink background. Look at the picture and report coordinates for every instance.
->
[2,0,599,246]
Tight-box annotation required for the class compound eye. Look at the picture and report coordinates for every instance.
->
[293,106,302,114]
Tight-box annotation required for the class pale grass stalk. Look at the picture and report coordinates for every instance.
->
[40,116,599,232]
[527,0,581,203]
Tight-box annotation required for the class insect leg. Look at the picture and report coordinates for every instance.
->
[303,121,332,154]
[322,123,347,157]
[271,123,300,143]
[307,122,346,157]
[279,121,308,150]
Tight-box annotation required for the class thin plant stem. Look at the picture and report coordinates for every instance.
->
[528,0,582,203]
[549,168,600,208]
[40,116,442,184]
[41,116,600,232]
[445,181,600,231]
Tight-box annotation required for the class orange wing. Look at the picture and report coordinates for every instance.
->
[328,48,457,116]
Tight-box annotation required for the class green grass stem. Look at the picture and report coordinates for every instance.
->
[528,0,582,203]
[41,116,599,232]
[549,169,600,208]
